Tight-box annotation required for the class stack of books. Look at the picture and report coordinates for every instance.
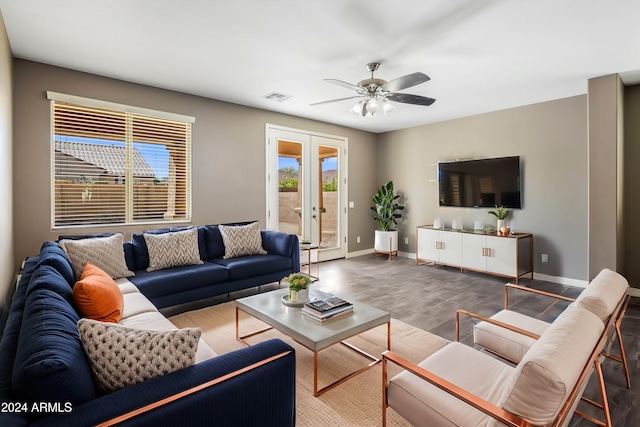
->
[302,296,353,322]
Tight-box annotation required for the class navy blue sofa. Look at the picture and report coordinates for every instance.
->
[122,224,300,309]
[0,243,297,426]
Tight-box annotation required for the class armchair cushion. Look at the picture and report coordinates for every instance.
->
[496,304,603,425]
[575,268,629,322]
[388,342,512,427]
[473,309,551,363]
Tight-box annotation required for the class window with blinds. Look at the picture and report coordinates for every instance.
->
[50,94,193,228]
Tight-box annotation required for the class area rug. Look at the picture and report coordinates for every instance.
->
[169,301,449,426]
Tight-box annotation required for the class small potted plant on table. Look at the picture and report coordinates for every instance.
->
[286,273,312,303]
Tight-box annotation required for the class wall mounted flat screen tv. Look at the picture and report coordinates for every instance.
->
[438,156,522,208]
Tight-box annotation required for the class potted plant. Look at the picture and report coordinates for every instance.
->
[488,206,509,234]
[371,180,405,259]
[285,273,312,303]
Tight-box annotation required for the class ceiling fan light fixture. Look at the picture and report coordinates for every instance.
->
[365,98,379,114]
[381,98,394,114]
[351,99,366,115]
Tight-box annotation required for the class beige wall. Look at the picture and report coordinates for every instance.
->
[378,95,589,281]
[588,74,624,279]
[0,11,14,311]
[624,84,640,287]
[12,60,378,265]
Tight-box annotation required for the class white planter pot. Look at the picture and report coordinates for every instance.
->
[374,230,399,255]
[288,288,309,303]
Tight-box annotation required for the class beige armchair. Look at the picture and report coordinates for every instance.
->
[382,302,615,426]
[470,269,630,388]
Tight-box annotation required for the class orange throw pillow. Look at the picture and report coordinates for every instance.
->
[73,263,124,323]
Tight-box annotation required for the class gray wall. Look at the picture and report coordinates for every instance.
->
[12,60,378,266]
[377,96,589,281]
[0,11,14,310]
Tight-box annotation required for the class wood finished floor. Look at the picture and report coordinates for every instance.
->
[168,254,640,426]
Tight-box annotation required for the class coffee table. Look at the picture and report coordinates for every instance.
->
[236,288,391,396]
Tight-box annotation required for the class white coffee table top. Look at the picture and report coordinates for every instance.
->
[236,288,390,351]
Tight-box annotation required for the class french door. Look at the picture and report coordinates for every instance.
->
[266,125,347,261]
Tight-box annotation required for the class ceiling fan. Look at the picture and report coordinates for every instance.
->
[311,62,436,117]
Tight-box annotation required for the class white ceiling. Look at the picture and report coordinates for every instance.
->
[2,0,640,133]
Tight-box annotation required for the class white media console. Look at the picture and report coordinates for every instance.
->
[416,225,533,284]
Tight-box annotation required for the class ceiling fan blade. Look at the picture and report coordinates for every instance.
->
[381,72,430,92]
[388,93,436,106]
[310,95,363,106]
[324,78,364,92]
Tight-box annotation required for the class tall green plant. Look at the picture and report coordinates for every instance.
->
[371,181,405,231]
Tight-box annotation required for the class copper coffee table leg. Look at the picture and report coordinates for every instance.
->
[313,320,391,397]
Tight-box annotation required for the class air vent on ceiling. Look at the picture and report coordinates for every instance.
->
[263,92,293,102]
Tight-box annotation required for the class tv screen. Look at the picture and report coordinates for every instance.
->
[438,156,522,208]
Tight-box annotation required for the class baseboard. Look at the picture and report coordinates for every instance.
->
[532,272,588,288]
[346,248,375,258]
[628,287,640,297]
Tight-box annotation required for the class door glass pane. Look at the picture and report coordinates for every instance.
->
[319,145,339,249]
[277,140,303,240]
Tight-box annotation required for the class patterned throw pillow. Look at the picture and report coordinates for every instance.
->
[218,222,267,259]
[144,228,204,272]
[77,318,201,393]
[59,233,134,280]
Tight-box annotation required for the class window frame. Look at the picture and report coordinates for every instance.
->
[48,92,195,230]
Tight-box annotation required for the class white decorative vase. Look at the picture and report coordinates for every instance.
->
[496,219,505,232]
[288,288,309,303]
[374,230,398,254]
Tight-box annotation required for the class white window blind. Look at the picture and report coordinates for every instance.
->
[50,97,193,228]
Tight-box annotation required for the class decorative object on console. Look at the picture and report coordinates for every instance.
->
[284,272,313,303]
[474,220,485,231]
[371,180,405,259]
[488,205,509,235]
[433,217,443,229]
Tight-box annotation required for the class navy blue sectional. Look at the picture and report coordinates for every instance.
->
[0,225,300,426]
[124,225,300,309]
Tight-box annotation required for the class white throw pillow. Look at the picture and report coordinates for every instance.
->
[77,318,201,393]
[218,222,267,259]
[144,228,204,272]
[59,233,134,280]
